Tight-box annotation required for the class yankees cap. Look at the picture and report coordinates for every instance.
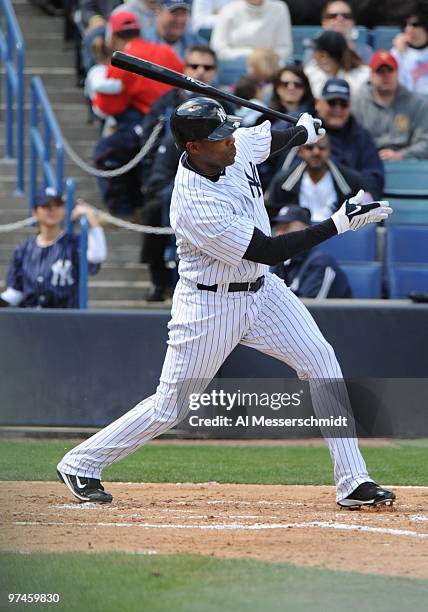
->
[321,78,350,101]
[272,206,311,225]
[33,187,64,208]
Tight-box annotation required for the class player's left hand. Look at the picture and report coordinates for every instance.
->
[331,189,393,234]
[296,113,326,144]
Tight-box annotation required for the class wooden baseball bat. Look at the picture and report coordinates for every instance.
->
[111,51,299,125]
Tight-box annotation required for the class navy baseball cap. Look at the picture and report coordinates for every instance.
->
[321,78,350,101]
[32,186,64,208]
[272,206,311,225]
[161,0,191,10]
[312,30,347,63]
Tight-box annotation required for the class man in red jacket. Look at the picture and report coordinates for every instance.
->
[94,11,184,124]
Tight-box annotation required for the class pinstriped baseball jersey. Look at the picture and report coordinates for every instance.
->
[170,121,272,285]
[57,118,376,505]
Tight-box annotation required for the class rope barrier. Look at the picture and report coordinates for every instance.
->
[61,118,165,178]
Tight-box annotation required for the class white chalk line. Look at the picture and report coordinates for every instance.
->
[11,520,428,539]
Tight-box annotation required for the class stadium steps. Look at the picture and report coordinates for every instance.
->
[0,0,157,309]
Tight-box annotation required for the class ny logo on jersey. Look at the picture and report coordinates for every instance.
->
[244,162,262,198]
[51,259,74,287]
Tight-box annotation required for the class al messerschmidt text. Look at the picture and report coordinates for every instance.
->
[188,415,348,427]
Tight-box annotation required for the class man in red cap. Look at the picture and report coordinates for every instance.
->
[93,11,184,123]
[352,49,428,160]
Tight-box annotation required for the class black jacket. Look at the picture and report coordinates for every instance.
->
[268,160,363,219]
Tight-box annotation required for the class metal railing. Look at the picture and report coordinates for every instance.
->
[0,0,24,194]
[30,76,64,210]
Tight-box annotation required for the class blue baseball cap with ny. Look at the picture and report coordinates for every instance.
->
[32,186,64,208]
[272,206,311,225]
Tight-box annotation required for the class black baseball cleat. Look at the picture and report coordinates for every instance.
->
[337,482,395,509]
[57,469,113,503]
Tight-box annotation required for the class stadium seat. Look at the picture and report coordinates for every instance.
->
[196,27,212,43]
[385,198,428,225]
[291,26,322,62]
[383,160,428,197]
[372,27,401,50]
[317,224,377,261]
[385,225,428,297]
[387,265,428,298]
[217,57,248,87]
[340,262,382,298]
[386,225,428,263]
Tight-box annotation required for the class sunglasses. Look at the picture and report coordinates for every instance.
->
[406,20,423,28]
[327,98,349,108]
[325,11,353,19]
[278,80,304,89]
[186,63,216,71]
[304,143,329,151]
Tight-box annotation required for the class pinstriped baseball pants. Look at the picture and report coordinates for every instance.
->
[58,272,371,501]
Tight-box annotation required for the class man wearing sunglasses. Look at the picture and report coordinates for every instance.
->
[314,78,384,199]
[353,50,428,161]
[268,133,363,222]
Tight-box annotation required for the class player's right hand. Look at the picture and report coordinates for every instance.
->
[331,189,393,234]
[296,113,326,144]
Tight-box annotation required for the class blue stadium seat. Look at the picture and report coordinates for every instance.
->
[291,26,322,62]
[385,225,428,297]
[386,198,428,225]
[386,225,428,263]
[196,27,212,43]
[317,224,377,261]
[372,27,401,50]
[217,57,248,87]
[340,262,382,298]
[383,160,428,197]
[388,266,428,297]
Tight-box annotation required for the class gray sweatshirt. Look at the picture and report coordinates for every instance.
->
[352,83,428,159]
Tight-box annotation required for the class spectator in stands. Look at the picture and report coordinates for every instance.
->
[93,11,183,125]
[110,0,160,35]
[84,40,122,125]
[79,0,122,73]
[270,64,315,128]
[0,189,107,309]
[308,1,373,64]
[353,50,428,160]
[210,0,293,63]
[268,133,363,222]
[247,48,280,93]
[270,206,352,299]
[314,78,384,198]
[391,2,428,96]
[191,0,232,32]
[233,76,266,126]
[144,0,206,59]
[304,30,370,97]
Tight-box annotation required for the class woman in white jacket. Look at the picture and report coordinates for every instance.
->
[304,30,370,99]
[210,0,293,64]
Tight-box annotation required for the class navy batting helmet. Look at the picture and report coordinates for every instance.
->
[170,97,241,149]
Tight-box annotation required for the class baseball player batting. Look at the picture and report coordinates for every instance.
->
[57,99,395,509]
